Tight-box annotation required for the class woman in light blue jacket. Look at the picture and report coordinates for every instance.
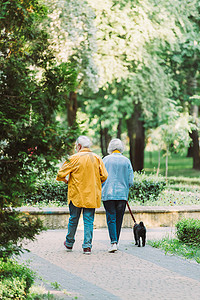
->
[102,139,134,253]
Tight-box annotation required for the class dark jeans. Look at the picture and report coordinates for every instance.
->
[103,200,127,244]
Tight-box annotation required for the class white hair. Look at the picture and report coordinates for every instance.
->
[107,138,125,154]
[76,135,92,148]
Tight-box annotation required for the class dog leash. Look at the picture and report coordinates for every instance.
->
[126,201,136,223]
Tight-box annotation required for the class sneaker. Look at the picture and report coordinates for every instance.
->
[83,247,91,255]
[64,241,73,252]
[108,243,117,253]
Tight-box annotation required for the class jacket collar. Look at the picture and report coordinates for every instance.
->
[79,148,91,153]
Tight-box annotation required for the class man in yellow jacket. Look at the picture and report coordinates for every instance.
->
[56,135,108,254]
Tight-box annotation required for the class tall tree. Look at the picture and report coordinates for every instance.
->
[84,0,199,170]
[0,0,77,258]
[44,0,99,126]
[155,0,200,169]
[84,0,182,168]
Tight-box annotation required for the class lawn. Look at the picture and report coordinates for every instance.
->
[144,151,200,178]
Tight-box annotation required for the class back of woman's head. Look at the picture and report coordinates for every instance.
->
[107,138,124,154]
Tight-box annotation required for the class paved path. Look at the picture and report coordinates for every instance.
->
[19,227,200,300]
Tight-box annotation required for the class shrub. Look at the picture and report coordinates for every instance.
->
[0,258,35,299]
[21,179,68,206]
[176,218,200,246]
[168,176,200,186]
[22,174,167,206]
[129,172,166,203]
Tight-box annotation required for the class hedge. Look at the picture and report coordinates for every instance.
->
[129,173,166,203]
[21,179,68,206]
[21,173,166,205]
[168,176,200,186]
[176,218,200,246]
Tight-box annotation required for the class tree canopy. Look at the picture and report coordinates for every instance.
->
[0,0,78,258]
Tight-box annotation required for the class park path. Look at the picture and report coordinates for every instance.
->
[19,227,200,300]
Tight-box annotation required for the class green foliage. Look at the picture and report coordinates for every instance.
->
[167,176,200,186]
[0,258,35,299]
[176,218,200,246]
[0,0,77,258]
[45,0,98,93]
[20,173,166,206]
[0,210,43,259]
[148,237,200,264]
[129,172,166,203]
[22,180,68,206]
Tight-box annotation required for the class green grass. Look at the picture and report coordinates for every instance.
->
[27,285,79,299]
[144,151,200,178]
[148,237,200,264]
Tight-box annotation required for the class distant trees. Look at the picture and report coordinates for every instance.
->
[36,0,199,171]
[166,1,200,169]
[85,0,200,170]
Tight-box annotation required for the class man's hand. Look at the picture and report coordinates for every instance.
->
[63,178,68,184]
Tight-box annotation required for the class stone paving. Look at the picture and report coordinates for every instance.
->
[19,227,200,300]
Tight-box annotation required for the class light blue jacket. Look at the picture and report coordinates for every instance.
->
[102,153,134,201]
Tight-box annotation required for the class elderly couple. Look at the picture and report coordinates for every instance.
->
[56,136,134,254]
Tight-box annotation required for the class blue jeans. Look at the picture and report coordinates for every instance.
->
[65,202,95,249]
[103,200,127,244]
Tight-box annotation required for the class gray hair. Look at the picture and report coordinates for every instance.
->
[76,135,92,148]
[107,138,124,154]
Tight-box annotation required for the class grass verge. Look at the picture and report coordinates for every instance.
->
[148,237,200,264]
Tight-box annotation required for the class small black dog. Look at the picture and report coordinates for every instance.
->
[133,221,146,247]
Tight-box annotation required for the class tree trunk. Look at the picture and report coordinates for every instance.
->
[187,76,200,170]
[126,114,135,169]
[190,128,200,169]
[117,119,122,139]
[156,149,161,176]
[66,91,78,127]
[187,145,193,157]
[165,147,169,180]
[100,122,111,157]
[126,105,145,171]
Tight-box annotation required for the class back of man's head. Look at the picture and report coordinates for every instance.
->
[76,136,92,148]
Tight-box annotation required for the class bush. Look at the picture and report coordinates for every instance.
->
[21,179,68,206]
[176,218,200,246]
[168,176,200,186]
[0,258,35,299]
[22,174,166,206]
[129,172,166,203]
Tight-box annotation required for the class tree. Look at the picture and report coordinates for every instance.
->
[44,0,99,126]
[158,0,200,169]
[0,0,77,258]
[83,0,182,168]
[83,0,200,172]
[148,105,194,178]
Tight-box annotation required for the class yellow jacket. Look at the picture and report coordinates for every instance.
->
[56,148,108,208]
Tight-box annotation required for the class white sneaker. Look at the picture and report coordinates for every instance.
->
[108,243,117,253]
